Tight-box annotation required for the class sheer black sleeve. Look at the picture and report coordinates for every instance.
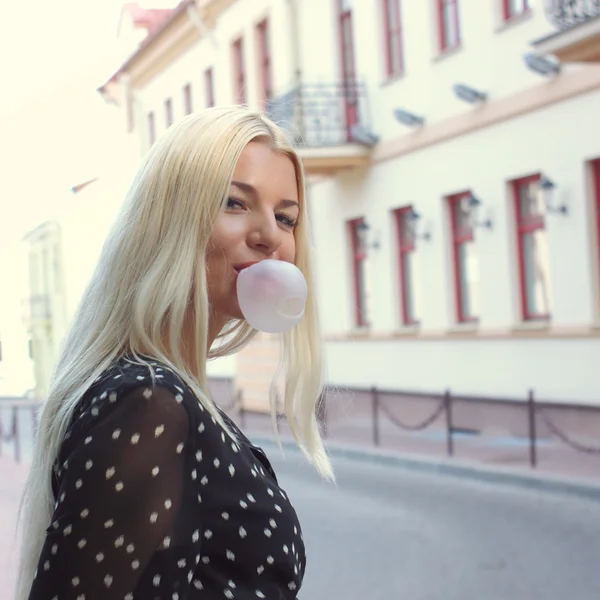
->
[27,383,201,600]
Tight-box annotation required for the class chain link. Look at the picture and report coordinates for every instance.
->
[537,406,600,454]
[378,397,446,432]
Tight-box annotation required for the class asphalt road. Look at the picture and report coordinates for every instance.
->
[264,445,600,600]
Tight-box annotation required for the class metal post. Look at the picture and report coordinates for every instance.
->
[527,389,537,468]
[372,386,380,447]
[320,391,328,439]
[238,390,246,430]
[12,406,21,463]
[445,389,454,457]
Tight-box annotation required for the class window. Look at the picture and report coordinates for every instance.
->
[383,0,403,78]
[165,98,173,127]
[513,175,552,320]
[502,0,529,21]
[592,159,600,288]
[338,0,358,138]
[437,0,460,52]
[183,83,193,115]
[232,37,246,105]
[148,112,156,145]
[348,218,369,327]
[394,207,419,325]
[256,19,272,104]
[204,68,215,108]
[448,193,479,323]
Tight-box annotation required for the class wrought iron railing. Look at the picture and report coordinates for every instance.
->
[545,0,600,29]
[267,81,372,148]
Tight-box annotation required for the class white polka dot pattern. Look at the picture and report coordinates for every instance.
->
[28,357,306,600]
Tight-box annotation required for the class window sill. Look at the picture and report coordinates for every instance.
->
[348,326,371,338]
[446,321,479,335]
[494,9,533,33]
[432,45,463,64]
[392,323,421,337]
[381,71,406,88]
[511,319,550,333]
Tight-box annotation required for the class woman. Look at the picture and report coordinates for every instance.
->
[16,105,333,600]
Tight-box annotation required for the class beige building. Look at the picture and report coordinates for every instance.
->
[21,222,67,398]
[96,0,600,409]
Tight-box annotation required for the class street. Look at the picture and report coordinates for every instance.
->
[265,446,600,600]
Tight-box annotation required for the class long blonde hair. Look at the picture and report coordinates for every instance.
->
[16,106,333,600]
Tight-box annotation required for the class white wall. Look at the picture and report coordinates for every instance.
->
[310,87,600,403]
[134,0,299,151]
[298,0,567,143]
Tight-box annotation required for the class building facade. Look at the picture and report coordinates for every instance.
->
[99,0,600,406]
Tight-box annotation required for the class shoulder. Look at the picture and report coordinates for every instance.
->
[60,358,197,463]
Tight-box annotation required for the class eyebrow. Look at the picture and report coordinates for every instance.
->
[231,180,299,209]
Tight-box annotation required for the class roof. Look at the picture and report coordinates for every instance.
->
[120,3,176,36]
[98,0,194,95]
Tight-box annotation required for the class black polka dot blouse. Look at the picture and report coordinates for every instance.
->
[27,357,306,600]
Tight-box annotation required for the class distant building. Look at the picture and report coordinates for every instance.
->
[97,0,600,406]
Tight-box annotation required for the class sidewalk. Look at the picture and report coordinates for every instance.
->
[1,410,599,600]
[238,411,600,487]
[0,455,28,600]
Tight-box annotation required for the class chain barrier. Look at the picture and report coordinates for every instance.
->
[378,397,446,432]
[536,406,600,454]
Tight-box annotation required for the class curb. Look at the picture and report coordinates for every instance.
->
[250,434,600,502]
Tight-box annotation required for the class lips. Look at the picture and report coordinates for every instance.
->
[234,262,259,272]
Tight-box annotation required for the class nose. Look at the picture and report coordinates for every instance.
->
[247,213,282,256]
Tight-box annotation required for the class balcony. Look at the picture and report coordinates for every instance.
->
[267,82,377,177]
[533,0,600,63]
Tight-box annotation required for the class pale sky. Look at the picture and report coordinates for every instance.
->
[0,0,179,392]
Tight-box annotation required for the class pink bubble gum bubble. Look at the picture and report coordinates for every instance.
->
[236,260,308,333]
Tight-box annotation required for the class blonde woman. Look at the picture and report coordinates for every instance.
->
[16,106,333,600]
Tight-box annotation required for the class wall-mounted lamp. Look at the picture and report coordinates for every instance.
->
[465,193,493,229]
[350,124,380,147]
[406,208,432,241]
[356,221,381,252]
[540,174,568,215]
[453,83,487,104]
[393,109,426,128]
[523,53,561,77]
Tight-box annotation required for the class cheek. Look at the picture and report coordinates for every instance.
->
[282,236,297,264]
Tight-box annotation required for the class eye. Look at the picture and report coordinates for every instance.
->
[226,197,245,210]
[276,213,299,229]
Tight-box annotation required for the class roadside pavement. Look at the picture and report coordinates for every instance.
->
[0,455,28,600]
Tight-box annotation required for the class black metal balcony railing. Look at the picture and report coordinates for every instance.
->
[267,81,372,148]
[546,0,600,29]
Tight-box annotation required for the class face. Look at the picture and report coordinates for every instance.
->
[206,141,300,330]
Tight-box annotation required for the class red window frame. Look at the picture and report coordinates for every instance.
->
[348,218,368,327]
[256,19,272,105]
[502,0,529,21]
[437,0,460,53]
[232,37,246,105]
[148,112,156,145]
[382,0,403,78]
[183,83,193,115]
[592,159,600,288]
[448,192,478,323]
[513,174,551,321]
[165,98,173,127]
[204,68,215,108]
[394,207,419,326]
[338,0,358,138]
